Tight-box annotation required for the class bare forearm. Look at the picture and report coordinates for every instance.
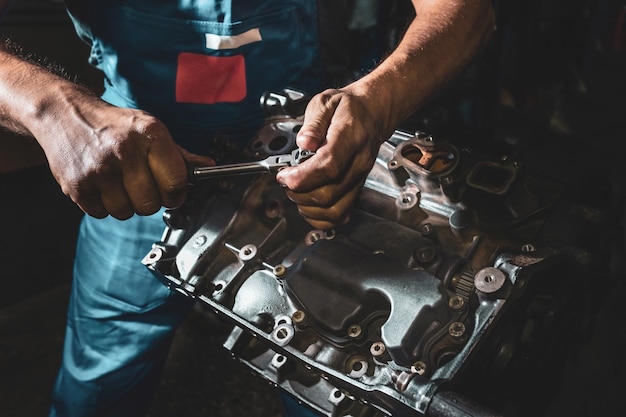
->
[346,0,495,138]
[0,42,89,140]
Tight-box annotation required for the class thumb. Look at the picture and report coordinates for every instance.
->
[296,99,334,151]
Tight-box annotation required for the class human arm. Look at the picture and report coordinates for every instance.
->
[276,0,495,230]
[0,34,205,220]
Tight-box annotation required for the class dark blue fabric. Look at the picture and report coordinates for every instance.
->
[65,0,326,152]
[49,211,195,417]
[50,1,329,416]
[280,393,323,417]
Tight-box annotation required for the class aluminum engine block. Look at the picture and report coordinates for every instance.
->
[143,91,600,417]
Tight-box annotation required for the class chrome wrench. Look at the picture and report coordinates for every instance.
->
[189,148,315,183]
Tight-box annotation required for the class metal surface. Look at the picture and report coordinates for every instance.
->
[143,90,607,417]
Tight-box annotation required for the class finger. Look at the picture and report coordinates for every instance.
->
[285,179,347,208]
[277,145,356,193]
[122,165,161,216]
[147,141,188,208]
[302,217,347,231]
[178,146,216,167]
[294,187,361,229]
[73,192,109,219]
[100,180,134,220]
[295,90,339,151]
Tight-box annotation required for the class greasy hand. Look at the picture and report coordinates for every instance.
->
[38,94,213,220]
[276,88,387,230]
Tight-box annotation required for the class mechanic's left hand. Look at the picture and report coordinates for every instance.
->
[276,88,390,230]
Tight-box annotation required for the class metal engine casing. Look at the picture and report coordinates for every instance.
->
[143,91,600,417]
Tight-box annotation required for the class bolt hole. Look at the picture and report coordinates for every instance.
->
[269,135,288,151]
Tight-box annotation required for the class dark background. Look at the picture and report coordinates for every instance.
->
[1,0,625,416]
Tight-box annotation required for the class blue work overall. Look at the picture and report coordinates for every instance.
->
[50,1,328,416]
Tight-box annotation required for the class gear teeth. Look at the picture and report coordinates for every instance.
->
[456,271,475,301]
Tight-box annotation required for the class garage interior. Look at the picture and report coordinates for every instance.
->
[1,1,625,416]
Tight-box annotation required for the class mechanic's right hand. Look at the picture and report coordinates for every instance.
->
[35,92,213,220]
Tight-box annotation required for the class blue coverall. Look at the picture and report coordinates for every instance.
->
[49,1,329,416]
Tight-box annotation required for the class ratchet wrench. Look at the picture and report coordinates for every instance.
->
[189,148,315,183]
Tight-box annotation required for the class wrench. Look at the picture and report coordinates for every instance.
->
[189,148,315,183]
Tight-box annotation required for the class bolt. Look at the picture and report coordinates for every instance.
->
[410,361,427,375]
[370,342,386,357]
[347,324,362,338]
[420,223,434,235]
[448,295,465,310]
[238,244,257,261]
[474,267,506,294]
[291,310,306,325]
[273,264,286,278]
[305,230,323,246]
[193,235,207,248]
[415,245,436,263]
[449,321,466,338]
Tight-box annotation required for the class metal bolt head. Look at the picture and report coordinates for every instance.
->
[410,361,427,375]
[420,223,434,235]
[370,342,386,357]
[193,235,207,248]
[449,321,466,338]
[273,264,286,277]
[291,310,306,324]
[448,295,465,310]
[415,245,436,263]
[474,267,506,294]
[305,230,323,245]
[238,244,257,261]
[347,324,362,338]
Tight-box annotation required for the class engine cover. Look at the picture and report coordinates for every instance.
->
[143,91,604,417]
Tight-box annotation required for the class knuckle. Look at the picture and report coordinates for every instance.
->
[137,117,168,144]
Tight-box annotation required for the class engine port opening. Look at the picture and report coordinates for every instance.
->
[401,144,456,174]
[466,162,516,195]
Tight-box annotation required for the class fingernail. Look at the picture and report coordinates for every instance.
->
[275,175,287,188]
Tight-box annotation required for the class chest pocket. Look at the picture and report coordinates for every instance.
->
[91,6,320,133]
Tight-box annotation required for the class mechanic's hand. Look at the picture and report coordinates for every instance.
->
[37,93,213,220]
[276,88,389,230]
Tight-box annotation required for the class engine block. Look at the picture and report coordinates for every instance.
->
[143,91,602,417]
